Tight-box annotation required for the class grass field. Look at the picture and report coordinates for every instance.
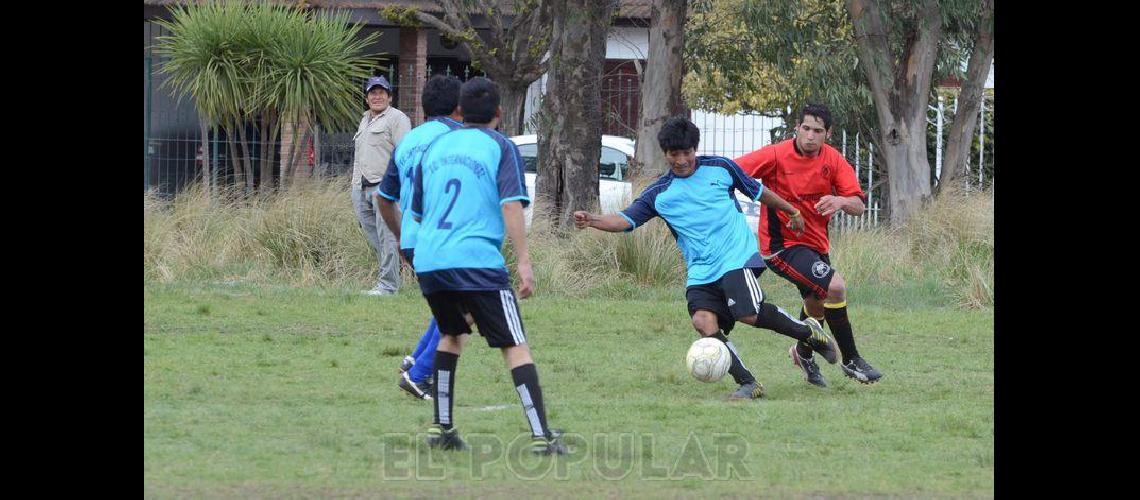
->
[144,278,993,497]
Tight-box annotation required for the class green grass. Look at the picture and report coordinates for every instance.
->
[144,281,993,497]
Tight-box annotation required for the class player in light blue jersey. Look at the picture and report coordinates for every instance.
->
[376,75,464,403]
[409,77,565,455]
[574,117,839,400]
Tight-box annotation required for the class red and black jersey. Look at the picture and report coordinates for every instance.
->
[734,139,865,256]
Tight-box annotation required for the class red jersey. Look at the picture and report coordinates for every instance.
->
[734,139,865,256]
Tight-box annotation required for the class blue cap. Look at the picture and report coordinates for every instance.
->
[365,75,392,93]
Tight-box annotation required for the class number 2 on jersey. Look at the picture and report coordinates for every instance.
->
[438,178,461,230]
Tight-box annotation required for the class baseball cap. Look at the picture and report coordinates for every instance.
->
[364,75,392,93]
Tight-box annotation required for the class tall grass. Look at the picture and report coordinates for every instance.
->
[145,178,374,286]
[828,186,994,308]
[144,179,993,308]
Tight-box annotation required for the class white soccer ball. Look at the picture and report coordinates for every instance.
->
[686,337,731,383]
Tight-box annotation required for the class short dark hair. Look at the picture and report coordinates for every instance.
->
[800,103,833,129]
[657,116,700,152]
[459,77,500,124]
[422,75,462,117]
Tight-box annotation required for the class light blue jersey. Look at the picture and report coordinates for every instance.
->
[411,126,530,294]
[377,116,463,250]
[620,156,766,286]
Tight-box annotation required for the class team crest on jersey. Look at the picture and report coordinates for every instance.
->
[821,165,831,177]
[811,261,831,278]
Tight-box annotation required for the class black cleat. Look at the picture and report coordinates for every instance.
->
[425,425,468,451]
[531,432,568,455]
[789,344,828,387]
[841,357,883,384]
[803,318,839,364]
[398,371,433,401]
[728,381,765,400]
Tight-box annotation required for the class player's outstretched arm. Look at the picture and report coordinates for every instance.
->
[377,196,402,242]
[502,201,535,299]
[815,195,865,217]
[758,189,805,233]
[573,211,632,232]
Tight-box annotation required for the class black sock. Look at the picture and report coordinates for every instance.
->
[797,305,822,358]
[511,363,551,439]
[433,351,459,430]
[712,331,755,385]
[824,302,860,363]
[753,302,811,341]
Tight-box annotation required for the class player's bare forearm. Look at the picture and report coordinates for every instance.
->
[759,189,798,215]
[502,202,531,265]
[573,211,632,232]
[502,201,535,298]
[377,197,402,241]
[843,196,866,216]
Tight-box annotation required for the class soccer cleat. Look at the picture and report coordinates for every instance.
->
[841,357,883,384]
[398,355,415,373]
[364,286,396,297]
[728,381,765,400]
[803,317,839,365]
[531,432,569,455]
[398,371,433,401]
[425,425,468,451]
[789,344,828,387]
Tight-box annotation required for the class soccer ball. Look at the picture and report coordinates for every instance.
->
[686,337,731,383]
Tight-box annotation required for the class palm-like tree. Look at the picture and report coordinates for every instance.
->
[154,1,378,193]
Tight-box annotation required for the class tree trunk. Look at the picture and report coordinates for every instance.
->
[879,116,931,227]
[291,125,314,185]
[233,121,255,193]
[259,111,277,192]
[847,0,941,225]
[498,82,529,136]
[226,120,243,190]
[279,116,302,189]
[536,0,615,228]
[935,0,993,195]
[632,0,688,178]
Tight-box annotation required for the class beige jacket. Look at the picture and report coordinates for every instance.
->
[351,106,411,187]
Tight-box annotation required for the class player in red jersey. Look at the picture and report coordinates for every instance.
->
[734,104,882,386]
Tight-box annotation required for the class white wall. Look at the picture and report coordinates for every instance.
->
[607,27,649,60]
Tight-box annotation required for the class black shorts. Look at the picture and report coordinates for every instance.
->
[685,267,768,334]
[424,289,527,348]
[400,248,415,270]
[765,245,835,300]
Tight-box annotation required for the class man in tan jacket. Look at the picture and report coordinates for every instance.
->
[352,75,411,296]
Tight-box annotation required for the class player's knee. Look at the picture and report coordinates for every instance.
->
[737,314,758,327]
[691,312,718,335]
[502,344,533,368]
[827,274,846,302]
[438,334,463,353]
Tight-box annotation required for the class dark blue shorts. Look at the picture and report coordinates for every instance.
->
[400,248,414,270]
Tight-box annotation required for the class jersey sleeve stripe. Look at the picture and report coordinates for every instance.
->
[619,212,637,232]
[500,195,531,205]
[714,156,763,201]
